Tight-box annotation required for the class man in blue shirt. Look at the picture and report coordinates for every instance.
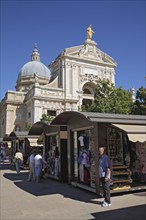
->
[98,146,111,207]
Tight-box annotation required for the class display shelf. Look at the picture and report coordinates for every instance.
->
[113,179,131,183]
[112,165,131,185]
[113,171,129,175]
[113,165,127,169]
[107,127,123,166]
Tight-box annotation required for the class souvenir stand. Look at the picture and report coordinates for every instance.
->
[43,125,68,182]
[28,121,68,182]
[51,111,100,193]
[51,111,146,194]
[28,121,48,154]
[9,131,30,165]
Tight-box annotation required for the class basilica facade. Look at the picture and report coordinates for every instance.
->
[0,27,117,138]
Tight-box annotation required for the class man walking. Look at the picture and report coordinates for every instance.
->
[98,146,111,207]
[14,150,23,174]
[27,149,36,181]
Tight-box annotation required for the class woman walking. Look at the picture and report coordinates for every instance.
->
[34,150,43,183]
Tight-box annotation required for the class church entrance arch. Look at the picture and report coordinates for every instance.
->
[82,82,96,107]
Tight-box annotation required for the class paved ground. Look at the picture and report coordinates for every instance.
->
[0,162,146,220]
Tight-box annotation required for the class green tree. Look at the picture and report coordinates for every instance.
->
[40,113,54,124]
[131,86,146,115]
[25,122,32,131]
[82,79,133,114]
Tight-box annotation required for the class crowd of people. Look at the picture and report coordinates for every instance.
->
[14,148,47,183]
[11,144,112,207]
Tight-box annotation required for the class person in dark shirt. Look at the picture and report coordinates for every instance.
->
[98,146,111,207]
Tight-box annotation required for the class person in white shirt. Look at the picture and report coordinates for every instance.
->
[34,150,43,183]
[14,150,23,174]
[27,150,36,181]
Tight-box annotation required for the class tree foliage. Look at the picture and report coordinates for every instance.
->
[40,113,53,123]
[131,86,146,115]
[25,122,32,131]
[81,79,134,114]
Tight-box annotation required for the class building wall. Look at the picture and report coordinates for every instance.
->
[0,39,117,138]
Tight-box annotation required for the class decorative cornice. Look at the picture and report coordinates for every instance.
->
[80,74,99,83]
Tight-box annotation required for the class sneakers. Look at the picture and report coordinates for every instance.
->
[101,201,111,207]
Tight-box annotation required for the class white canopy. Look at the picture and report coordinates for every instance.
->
[27,137,42,146]
[112,124,146,143]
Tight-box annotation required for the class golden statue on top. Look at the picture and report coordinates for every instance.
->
[87,25,94,40]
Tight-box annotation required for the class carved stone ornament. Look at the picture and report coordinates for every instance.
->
[80,74,99,83]
[78,41,102,61]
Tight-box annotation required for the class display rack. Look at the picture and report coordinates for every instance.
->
[112,165,131,186]
[107,127,123,165]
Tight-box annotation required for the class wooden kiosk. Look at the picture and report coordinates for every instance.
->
[51,111,146,194]
[29,122,68,182]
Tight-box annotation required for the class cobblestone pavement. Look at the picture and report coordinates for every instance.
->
[0,162,146,220]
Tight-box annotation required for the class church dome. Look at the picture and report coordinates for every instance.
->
[18,60,50,79]
[18,47,50,80]
[16,47,50,92]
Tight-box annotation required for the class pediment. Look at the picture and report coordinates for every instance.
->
[62,40,117,66]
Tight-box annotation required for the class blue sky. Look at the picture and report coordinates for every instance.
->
[1,0,145,100]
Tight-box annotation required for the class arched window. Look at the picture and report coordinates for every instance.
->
[83,88,91,94]
[82,99,92,106]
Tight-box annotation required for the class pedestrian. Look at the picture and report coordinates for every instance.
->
[54,146,59,177]
[41,154,47,178]
[98,146,111,207]
[27,149,36,181]
[34,149,43,183]
[14,150,23,174]
[0,144,6,162]
[0,154,3,163]
[0,148,4,162]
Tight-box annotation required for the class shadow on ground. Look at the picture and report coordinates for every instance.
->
[91,204,146,220]
[2,163,146,220]
[2,162,101,204]
[0,162,16,171]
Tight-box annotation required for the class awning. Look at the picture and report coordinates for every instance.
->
[112,124,146,143]
[27,137,42,146]
[9,131,28,139]
[127,134,146,143]
[28,121,48,135]
[51,111,146,125]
